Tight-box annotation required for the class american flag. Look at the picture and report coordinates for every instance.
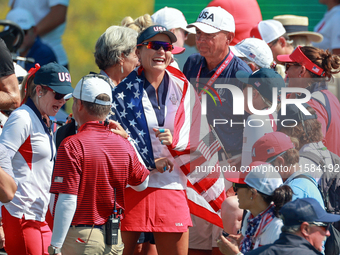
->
[109,66,225,227]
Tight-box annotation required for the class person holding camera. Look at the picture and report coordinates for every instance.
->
[48,75,155,255]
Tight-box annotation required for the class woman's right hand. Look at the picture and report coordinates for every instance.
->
[108,120,128,139]
[154,157,174,173]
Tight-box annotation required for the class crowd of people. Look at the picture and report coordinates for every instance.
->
[1,0,340,255]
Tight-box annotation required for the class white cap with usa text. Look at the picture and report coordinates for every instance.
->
[187,6,235,34]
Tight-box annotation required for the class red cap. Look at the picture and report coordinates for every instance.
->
[172,46,186,55]
[277,46,325,76]
[252,132,295,162]
[225,171,248,184]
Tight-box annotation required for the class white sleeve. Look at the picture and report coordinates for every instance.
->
[50,193,77,248]
[331,14,340,50]
[129,175,149,192]
[0,109,31,152]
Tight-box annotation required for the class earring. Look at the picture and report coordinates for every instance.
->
[250,197,253,200]
[121,65,124,74]
[38,95,42,98]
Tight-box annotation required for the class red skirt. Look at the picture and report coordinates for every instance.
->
[121,187,192,232]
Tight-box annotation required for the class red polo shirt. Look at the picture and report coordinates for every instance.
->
[50,121,149,225]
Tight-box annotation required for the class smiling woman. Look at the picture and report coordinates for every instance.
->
[0,62,73,255]
[109,25,198,255]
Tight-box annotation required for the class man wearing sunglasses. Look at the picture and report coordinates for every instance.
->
[183,5,252,255]
[243,198,340,255]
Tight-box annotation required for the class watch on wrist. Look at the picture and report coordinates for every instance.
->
[48,245,61,254]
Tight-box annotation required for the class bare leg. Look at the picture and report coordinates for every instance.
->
[153,231,189,255]
[122,231,141,255]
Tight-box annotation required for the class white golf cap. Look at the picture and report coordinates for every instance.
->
[66,76,112,105]
[250,20,286,44]
[233,38,274,68]
[245,162,283,196]
[187,6,235,34]
[6,8,35,30]
[151,7,195,34]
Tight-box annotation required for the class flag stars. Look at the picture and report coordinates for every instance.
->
[126,82,133,90]
[117,92,126,101]
[127,102,135,110]
[141,147,148,154]
[136,77,142,83]
[129,119,137,127]
[136,111,142,119]
[120,109,128,118]
[134,90,140,99]
[112,101,118,109]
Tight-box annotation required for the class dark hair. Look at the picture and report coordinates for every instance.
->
[300,46,340,81]
[279,107,323,149]
[258,185,293,217]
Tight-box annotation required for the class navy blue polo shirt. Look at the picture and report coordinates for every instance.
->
[24,37,57,72]
[183,51,252,156]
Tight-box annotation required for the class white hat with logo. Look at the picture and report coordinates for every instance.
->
[250,20,286,44]
[151,7,195,34]
[187,6,235,34]
[6,8,36,30]
[65,75,112,105]
[232,38,274,68]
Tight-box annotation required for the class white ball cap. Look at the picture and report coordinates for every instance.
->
[245,162,283,196]
[187,6,235,34]
[151,7,195,34]
[233,38,274,68]
[251,20,286,44]
[68,76,112,106]
[6,8,36,30]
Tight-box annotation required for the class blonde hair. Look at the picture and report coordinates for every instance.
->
[121,14,153,33]
[20,74,47,104]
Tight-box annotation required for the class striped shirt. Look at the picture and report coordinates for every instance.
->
[50,121,149,225]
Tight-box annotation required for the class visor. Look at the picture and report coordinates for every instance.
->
[277,46,325,76]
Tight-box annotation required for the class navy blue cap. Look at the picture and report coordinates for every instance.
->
[236,68,285,103]
[280,198,340,226]
[137,25,177,45]
[277,103,317,131]
[34,62,73,95]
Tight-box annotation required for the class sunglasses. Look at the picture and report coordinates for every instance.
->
[309,222,331,232]
[285,63,301,71]
[232,183,249,193]
[137,41,174,52]
[44,86,67,100]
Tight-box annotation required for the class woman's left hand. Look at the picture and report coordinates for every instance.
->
[153,128,172,145]
[154,157,174,173]
[108,120,128,139]
[216,234,241,255]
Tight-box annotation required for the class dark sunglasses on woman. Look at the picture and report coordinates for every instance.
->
[137,41,174,52]
[43,86,67,100]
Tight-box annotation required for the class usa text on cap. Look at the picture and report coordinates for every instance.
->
[187,6,235,34]
[137,25,177,45]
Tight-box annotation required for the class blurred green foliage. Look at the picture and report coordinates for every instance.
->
[1,0,154,112]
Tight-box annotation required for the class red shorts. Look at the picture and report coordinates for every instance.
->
[121,187,192,232]
[2,207,52,255]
